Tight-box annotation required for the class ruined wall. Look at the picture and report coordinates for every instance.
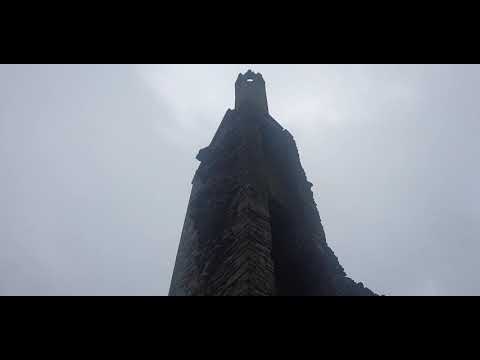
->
[168,71,376,296]
[168,106,376,296]
[169,109,275,296]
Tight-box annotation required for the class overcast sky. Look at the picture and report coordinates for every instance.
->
[1,64,479,295]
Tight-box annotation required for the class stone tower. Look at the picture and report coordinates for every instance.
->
[168,70,376,296]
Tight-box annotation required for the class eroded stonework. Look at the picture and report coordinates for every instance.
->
[169,71,376,296]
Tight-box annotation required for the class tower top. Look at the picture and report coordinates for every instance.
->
[235,70,269,114]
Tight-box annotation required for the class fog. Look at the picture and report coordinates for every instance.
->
[1,64,479,295]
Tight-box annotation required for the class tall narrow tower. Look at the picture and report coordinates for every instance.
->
[169,70,375,296]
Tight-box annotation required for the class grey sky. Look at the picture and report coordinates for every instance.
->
[1,64,479,295]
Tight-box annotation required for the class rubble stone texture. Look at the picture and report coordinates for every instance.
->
[169,70,376,296]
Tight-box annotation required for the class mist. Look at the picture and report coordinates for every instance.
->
[1,64,479,295]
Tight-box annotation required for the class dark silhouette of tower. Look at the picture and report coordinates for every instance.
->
[169,70,376,296]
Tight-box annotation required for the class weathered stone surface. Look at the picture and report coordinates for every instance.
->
[168,70,376,296]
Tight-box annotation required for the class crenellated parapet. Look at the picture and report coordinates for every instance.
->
[235,70,269,114]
